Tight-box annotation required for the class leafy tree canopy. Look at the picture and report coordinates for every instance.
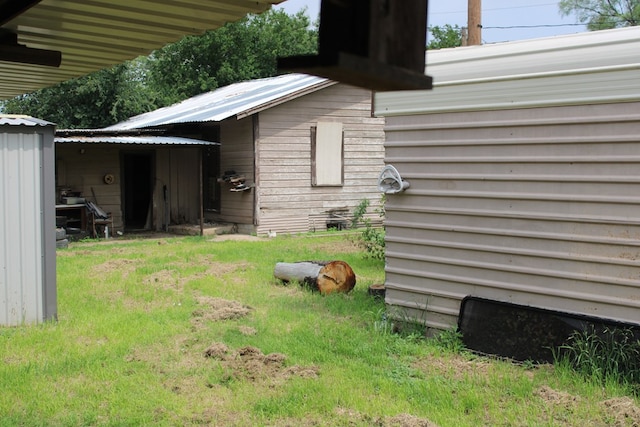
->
[427,25,463,50]
[1,8,318,128]
[2,61,156,129]
[559,0,640,30]
[146,8,318,106]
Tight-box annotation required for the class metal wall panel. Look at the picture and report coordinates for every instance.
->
[382,102,640,330]
[2,0,283,99]
[0,123,56,325]
[376,27,640,117]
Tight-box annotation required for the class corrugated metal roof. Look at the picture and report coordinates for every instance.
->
[1,0,283,100]
[376,26,640,116]
[107,73,334,130]
[55,135,219,146]
[0,115,54,126]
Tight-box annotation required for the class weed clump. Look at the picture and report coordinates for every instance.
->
[554,326,640,395]
[352,197,385,260]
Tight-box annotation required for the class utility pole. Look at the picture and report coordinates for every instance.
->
[467,0,482,45]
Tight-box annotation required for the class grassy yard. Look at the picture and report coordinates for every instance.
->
[1,233,639,426]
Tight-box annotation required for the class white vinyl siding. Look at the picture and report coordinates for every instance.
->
[382,102,640,331]
[376,27,640,331]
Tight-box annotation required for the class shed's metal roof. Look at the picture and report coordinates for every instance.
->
[55,135,218,146]
[376,26,640,116]
[107,73,334,131]
[0,115,54,127]
[1,0,282,100]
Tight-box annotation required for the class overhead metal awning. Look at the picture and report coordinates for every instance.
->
[55,128,219,146]
[0,0,283,100]
[55,135,219,146]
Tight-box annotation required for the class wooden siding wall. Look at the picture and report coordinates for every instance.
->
[56,144,123,231]
[383,102,640,330]
[56,144,201,233]
[210,118,255,227]
[155,147,201,229]
[255,84,385,235]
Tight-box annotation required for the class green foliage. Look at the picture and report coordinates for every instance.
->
[146,9,318,106]
[427,24,463,50]
[559,0,640,30]
[432,327,466,353]
[1,61,156,128]
[1,235,638,425]
[352,197,385,260]
[361,226,385,261]
[351,198,370,229]
[554,326,640,394]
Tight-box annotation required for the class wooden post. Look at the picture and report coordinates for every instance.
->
[199,146,204,236]
[467,0,482,46]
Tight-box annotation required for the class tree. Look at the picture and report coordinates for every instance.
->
[1,60,156,129]
[427,25,463,50]
[146,8,318,106]
[559,0,640,30]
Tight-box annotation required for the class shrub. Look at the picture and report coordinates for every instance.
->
[352,197,385,260]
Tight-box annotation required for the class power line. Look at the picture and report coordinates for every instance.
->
[431,2,559,15]
[484,23,587,29]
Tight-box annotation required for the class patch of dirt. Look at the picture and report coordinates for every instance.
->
[238,326,257,336]
[200,261,253,282]
[91,258,137,278]
[535,386,581,408]
[143,269,179,290]
[203,342,229,360]
[203,343,319,383]
[385,413,439,427]
[170,257,253,287]
[534,385,585,425]
[412,353,493,381]
[600,397,640,426]
[191,296,252,326]
[210,234,264,242]
[333,408,438,427]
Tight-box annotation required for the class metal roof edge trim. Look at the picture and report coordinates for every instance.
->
[0,115,55,126]
[432,63,640,88]
[54,135,219,145]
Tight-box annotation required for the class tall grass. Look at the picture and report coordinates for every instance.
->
[1,233,638,426]
[554,326,640,395]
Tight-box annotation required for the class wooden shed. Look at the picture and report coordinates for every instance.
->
[54,133,219,235]
[374,27,640,332]
[103,73,386,235]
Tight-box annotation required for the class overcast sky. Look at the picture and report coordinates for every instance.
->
[274,0,588,44]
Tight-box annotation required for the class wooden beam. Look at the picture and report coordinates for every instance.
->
[0,0,42,26]
[278,0,432,91]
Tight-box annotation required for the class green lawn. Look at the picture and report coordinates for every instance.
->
[1,233,638,426]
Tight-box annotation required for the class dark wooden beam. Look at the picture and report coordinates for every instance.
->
[278,0,432,91]
[0,0,43,26]
[0,30,61,67]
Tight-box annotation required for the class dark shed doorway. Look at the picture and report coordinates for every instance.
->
[122,152,154,230]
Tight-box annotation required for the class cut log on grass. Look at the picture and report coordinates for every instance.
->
[274,261,356,294]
